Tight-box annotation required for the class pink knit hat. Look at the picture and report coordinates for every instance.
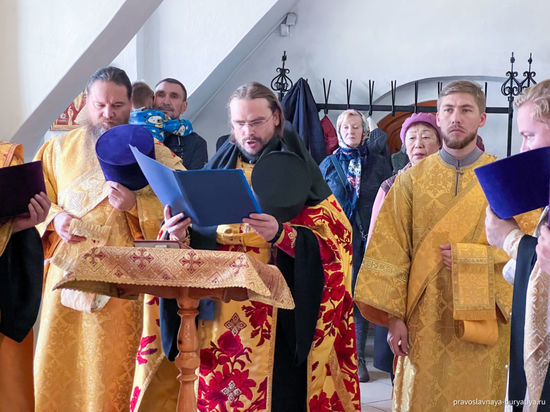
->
[399,113,441,145]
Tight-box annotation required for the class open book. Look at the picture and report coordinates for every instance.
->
[130,146,261,226]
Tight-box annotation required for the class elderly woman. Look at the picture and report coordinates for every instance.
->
[366,112,441,377]
[368,112,442,238]
[319,109,392,382]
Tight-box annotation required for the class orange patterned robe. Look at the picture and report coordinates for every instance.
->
[0,142,37,412]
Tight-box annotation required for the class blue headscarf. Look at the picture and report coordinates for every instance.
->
[332,110,369,214]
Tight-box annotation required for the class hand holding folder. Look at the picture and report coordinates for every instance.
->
[130,146,262,226]
[0,160,46,218]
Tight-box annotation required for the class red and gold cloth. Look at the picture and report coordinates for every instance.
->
[131,193,360,411]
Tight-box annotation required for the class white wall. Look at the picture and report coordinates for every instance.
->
[5,0,547,159]
[192,0,550,159]
[132,0,298,122]
[137,0,277,92]
[1,0,162,157]
[1,0,124,134]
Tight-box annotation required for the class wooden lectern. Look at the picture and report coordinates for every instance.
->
[54,246,294,412]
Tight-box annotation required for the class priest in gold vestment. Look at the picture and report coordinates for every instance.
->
[355,81,512,411]
[0,142,50,412]
[33,67,184,411]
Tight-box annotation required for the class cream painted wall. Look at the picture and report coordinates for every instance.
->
[138,0,278,92]
[192,0,550,159]
[1,0,126,140]
[1,0,162,157]
[132,0,299,122]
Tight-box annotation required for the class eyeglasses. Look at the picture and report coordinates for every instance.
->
[232,114,273,131]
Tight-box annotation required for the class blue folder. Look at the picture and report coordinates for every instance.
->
[130,146,262,226]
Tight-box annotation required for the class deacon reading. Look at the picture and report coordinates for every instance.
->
[131,82,361,412]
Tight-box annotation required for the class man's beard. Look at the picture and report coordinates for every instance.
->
[84,117,127,142]
[236,136,264,155]
[443,131,477,150]
[85,122,107,142]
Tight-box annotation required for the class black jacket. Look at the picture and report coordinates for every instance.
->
[163,131,208,170]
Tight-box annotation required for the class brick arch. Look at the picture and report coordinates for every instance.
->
[378,100,437,154]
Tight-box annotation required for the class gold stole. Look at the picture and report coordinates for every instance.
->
[49,164,113,272]
[46,153,115,311]
[407,178,505,344]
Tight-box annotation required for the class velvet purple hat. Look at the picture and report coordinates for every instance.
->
[400,113,441,145]
[96,124,155,191]
[475,146,550,219]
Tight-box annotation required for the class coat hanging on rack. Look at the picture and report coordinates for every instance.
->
[281,78,326,164]
[320,115,338,155]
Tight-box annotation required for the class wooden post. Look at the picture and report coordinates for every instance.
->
[175,290,200,412]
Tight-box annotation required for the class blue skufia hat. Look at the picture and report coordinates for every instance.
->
[96,124,155,191]
[474,146,550,219]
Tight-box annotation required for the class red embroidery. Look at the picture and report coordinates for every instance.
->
[198,331,268,411]
[241,302,272,346]
[129,386,141,412]
[276,225,297,257]
[199,202,360,410]
[179,250,204,273]
[136,335,158,365]
[130,249,154,269]
[309,391,346,412]
[199,366,258,411]
[82,248,105,265]
[146,296,159,305]
[224,313,247,336]
[230,255,249,273]
[290,204,360,408]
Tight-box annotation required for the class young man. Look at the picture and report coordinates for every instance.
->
[33,67,184,411]
[485,79,550,410]
[355,80,511,411]
[154,78,208,169]
[132,82,360,411]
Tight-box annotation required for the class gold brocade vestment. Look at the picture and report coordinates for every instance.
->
[33,128,184,411]
[0,142,36,412]
[355,151,512,411]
